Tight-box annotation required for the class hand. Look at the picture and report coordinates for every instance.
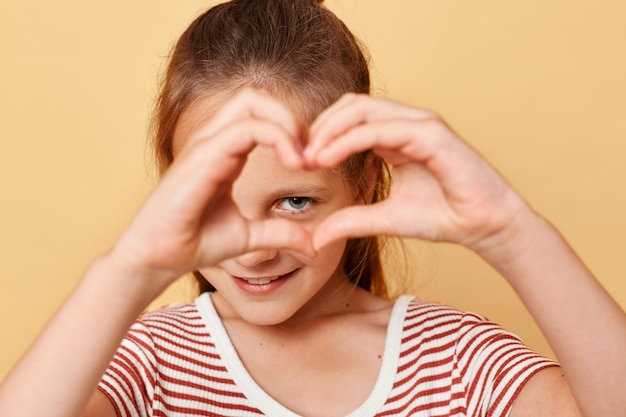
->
[305,93,532,258]
[110,89,314,286]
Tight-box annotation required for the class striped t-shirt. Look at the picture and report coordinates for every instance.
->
[98,293,556,416]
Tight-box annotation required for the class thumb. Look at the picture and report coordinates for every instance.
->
[312,204,391,250]
[246,218,316,258]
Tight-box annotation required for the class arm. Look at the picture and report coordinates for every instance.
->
[305,93,626,416]
[0,255,162,417]
[0,89,313,417]
[485,208,626,417]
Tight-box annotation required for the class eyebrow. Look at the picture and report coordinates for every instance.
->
[265,184,332,200]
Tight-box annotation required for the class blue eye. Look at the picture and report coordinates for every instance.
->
[278,197,313,212]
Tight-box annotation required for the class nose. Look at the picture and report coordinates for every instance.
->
[235,248,279,267]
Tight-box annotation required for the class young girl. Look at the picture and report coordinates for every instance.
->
[1,0,624,416]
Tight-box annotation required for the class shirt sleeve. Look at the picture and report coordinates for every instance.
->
[454,312,558,417]
[98,319,158,417]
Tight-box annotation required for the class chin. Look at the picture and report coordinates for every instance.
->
[234,301,301,326]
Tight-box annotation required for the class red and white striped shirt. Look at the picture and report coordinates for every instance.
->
[99,294,556,416]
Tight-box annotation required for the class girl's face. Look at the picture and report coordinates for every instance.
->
[173,98,360,326]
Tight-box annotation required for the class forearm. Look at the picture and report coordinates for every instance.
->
[480,210,626,417]
[0,254,166,417]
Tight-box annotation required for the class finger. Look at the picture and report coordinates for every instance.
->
[190,88,302,147]
[246,218,316,259]
[157,119,303,227]
[210,119,304,170]
[308,93,359,137]
[307,94,432,161]
[312,119,444,169]
[179,117,304,181]
[314,118,499,205]
[312,204,394,250]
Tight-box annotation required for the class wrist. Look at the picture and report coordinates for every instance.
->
[88,249,177,304]
[469,203,550,273]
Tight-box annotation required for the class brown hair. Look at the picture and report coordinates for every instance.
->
[152,0,391,298]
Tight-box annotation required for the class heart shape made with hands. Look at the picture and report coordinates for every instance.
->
[217,93,400,258]
[153,88,508,274]
[232,140,379,255]
[137,90,392,275]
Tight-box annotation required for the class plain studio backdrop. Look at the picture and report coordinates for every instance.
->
[1,0,625,379]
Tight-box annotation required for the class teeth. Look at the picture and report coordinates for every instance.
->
[245,276,278,285]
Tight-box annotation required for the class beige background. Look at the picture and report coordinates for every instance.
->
[1,0,625,380]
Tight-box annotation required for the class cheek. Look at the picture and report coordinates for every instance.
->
[309,238,348,275]
[195,266,228,290]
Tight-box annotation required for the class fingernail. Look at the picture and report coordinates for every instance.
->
[301,147,315,166]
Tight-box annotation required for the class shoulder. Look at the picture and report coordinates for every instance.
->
[121,302,213,356]
[136,302,205,328]
[402,297,523,338]
[404,297,491,322]
[393,297,558,415]
[398,297,556,377]
[401,297,496,340]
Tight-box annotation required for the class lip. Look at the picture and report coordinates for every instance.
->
[232,270,296,295]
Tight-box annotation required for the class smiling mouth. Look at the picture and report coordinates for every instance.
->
[243,277,279,285]
[236,270,295,286]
